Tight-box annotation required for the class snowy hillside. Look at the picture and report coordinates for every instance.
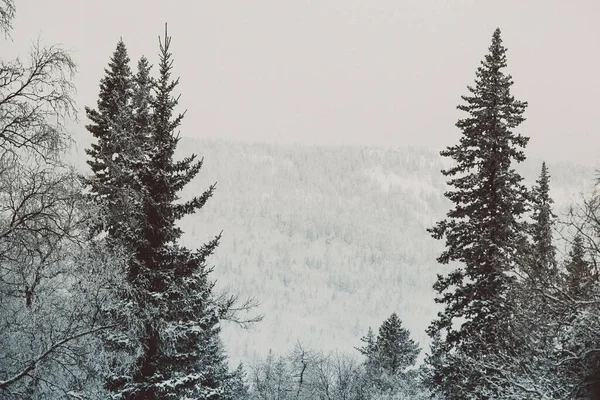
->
[154,137,596,367]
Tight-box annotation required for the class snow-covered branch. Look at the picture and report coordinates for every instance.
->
[0,324,116,391]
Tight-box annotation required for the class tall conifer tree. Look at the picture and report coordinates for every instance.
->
[129,25,225,400]
[86,27,231,399]
[529,161,557,283]
[427,28,530,399]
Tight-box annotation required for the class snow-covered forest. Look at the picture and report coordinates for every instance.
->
[2,0,600,399]
[169,138,594,368]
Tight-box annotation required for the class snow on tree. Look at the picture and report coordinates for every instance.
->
[84,40,140,242]
[426,27,531,399]
[374,313,419,376]
[356,313,421,398]
[356,327,378,370]
[528,161,558,284]
[454,173,600,399]
[84,25,244,399]
[223,363,250,400]
[0,4,120,398]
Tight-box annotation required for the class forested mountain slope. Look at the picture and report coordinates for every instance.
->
[72,137,595,366]
[170,138,596,366]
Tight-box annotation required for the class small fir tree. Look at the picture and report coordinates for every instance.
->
[376,313,420,376]
[564,234,594,299]
[356,327,378,367]
[357,313,420,395]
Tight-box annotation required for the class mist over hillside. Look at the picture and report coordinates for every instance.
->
[146,137,595,367]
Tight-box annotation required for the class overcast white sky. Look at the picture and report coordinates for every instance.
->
[6,1,600,163]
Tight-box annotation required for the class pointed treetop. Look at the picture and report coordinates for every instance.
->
[570,234,586,261]
[483,27,508,70]
[535,161,552,204]
[491,28,503,49]
[493,27,502,40]
[103,40,132,92]
[112,39,129,64]
[529,161,557,283]
[159,22,172,58]
[356,326,377,358]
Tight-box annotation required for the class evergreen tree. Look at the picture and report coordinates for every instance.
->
[514,162,558,373]
[84,40,136,240]
[130,25,224,400]
[83,40,148,393]
[426,28,530,399]
[421,330,446,395]
[131,56,153,139]
[376,313,419,376]
[224,363,250,400]
[86,27,230,400]
[357,313,420,397]
[552,233,600,399]
[356,327,378,368]
[564,234,594,299]
[529,161,557,284]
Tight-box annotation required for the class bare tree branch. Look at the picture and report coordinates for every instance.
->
[0,0,14,37]
[0,324,117,391]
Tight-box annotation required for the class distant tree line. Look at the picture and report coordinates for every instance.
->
[248,312,428,400]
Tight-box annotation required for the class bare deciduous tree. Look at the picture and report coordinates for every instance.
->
[0,40,76,157]
[0,0,14,36]
[0,5,116,399]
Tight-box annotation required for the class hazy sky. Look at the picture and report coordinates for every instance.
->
[7,1,600,163]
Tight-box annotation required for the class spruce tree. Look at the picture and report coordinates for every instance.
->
[131,56,153,139]
[555,234,600,398]
[86,28,232,399]
[357,314,420,395]
[375,313,419,376]
[356,327,378,365]
[422,330,447,396]
[224,364,250,400]
[427,28,530,399]
[129,25,225,400]
[564,234,594,299]
[529,161,557,284]
[84,40,137,241]
[83,41,148,387]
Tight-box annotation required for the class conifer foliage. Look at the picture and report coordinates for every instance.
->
[85,26,230,399]
[564,234,594,299]
[373,313,419,376]
[427,28,530,398]
[357,313,420,394]
[529,161,558,283]
[84,40,139,241]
